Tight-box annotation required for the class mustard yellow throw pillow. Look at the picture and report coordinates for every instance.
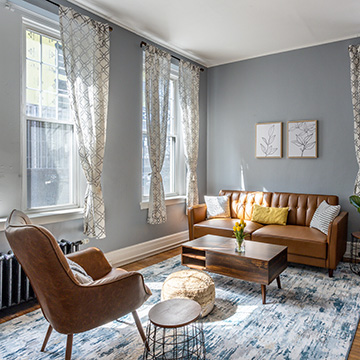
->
[251,204,289,225]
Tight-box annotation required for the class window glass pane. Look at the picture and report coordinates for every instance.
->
[27,120,73,208]
[42,36,57,66]
[42,92,56,119]
[42,64,57,93]
[168,80,175,134]
[26,89,40,117]
[58,67,67,94]
[142,134,151,197]
[26,30,40,61]
[58,43,65,68]
[161,137,174,194]
[26,60,40,90]
[58,95,70,122]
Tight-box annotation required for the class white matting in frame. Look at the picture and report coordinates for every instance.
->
[255,122,282,158]
[287,120,317,158]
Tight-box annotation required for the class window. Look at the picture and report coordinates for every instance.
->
[142,64,185,201]
[23,23,79,211]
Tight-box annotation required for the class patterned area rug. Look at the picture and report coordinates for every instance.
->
[1,256,360,359]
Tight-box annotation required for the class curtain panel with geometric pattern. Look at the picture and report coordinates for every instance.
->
[349,45,360,195]
[59,6,110,238]
[179,60,201,209]
[144,45,172,224]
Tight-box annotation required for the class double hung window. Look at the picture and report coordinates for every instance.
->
[141,64,184,201]
[23,22,79,211]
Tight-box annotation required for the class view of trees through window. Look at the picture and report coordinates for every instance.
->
[25,29,75,209]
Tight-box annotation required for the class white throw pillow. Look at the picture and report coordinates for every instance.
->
[310,200,341,235]
[66,258,93,284]
[204,195,231,219]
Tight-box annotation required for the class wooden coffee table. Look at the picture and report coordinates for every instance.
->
[181,234,287,304]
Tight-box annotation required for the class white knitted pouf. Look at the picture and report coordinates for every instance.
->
[161,269,215,317]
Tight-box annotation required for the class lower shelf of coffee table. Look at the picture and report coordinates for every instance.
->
[181,247,206,269]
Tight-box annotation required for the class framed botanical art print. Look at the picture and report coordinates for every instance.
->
[255,122,282,158]
[287,120,318,158]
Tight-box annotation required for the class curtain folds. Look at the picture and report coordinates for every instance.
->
[349,45,360,195]
[59,6,110,238]
[179,60,201,209]
[145,45,172,224]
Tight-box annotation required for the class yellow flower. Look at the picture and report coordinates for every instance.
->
[237,226,241,232]
[240,219,245,225]
[233,226,237,231]
[235,222,239,227]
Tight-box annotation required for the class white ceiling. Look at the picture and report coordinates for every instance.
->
[69,0,360,68]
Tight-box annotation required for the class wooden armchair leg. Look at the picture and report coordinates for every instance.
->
[329,269,334,278]
[41,324,53,352]
[132,311,149,351]
[65,334,73,360]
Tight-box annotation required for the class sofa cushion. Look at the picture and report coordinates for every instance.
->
[219,190,272,220]
[251,225,327,259]
[270,192,339,226]
[251,204,289,225]
[194,219,264,239]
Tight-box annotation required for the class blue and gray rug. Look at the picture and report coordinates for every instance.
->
[1,256,360,359]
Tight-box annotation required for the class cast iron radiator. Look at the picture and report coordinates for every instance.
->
[0,239,83,310]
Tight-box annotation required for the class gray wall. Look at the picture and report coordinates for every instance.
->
[0,0,207,253]
[207,38,358,243]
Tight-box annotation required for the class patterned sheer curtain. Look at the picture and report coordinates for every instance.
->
[179,60,201,208]
[145,45,172,224]
[59,6,110,238]
[349,45,360,195]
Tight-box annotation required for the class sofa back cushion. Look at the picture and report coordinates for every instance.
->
[270,192,339,226]
[219,190,272,220]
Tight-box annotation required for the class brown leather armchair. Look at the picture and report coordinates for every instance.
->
[5,210,152,360]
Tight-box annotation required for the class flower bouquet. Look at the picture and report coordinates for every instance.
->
[233,219,247,253]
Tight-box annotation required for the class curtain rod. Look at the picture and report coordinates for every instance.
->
[140,41,204,72]
[44,0,113,32]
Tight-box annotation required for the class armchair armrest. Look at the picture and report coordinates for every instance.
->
[188,203,207,240]
[66,247,112,280]
[67,270,152,334]
[327,211,348,270]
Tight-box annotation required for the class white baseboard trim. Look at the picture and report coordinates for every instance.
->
[105,230,189,267]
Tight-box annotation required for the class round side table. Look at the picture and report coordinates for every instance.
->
[351,232,360,275]
[144,298,205,360]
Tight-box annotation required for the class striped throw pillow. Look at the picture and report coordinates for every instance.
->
[310,200,340,235]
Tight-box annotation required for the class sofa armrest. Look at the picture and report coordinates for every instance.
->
[327,211,348,270]
[187,203,207,240]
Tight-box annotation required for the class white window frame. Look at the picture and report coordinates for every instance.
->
[21,18,82,214]
[140,62,185,209]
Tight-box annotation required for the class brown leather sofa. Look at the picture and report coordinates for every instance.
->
[188,190,348,277]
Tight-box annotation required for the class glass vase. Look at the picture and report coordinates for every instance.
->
[235,238,245,253]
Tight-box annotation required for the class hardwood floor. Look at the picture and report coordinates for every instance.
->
[1,246,359,359]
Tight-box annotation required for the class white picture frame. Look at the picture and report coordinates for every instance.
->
[287,120,318,158]
[255,122,282,158]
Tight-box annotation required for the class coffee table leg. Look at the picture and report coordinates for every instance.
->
[276,276,281,289]
[261,284,266,304]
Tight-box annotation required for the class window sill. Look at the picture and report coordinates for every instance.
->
[140,196,186,210]
[0,208,84,232]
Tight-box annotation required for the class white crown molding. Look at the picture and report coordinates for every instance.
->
[105,230,188,267]
[207,34,360,68]
[67,0,207,67]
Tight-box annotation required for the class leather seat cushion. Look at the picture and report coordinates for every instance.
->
[194,219,264,239]
[251,225,327,259]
